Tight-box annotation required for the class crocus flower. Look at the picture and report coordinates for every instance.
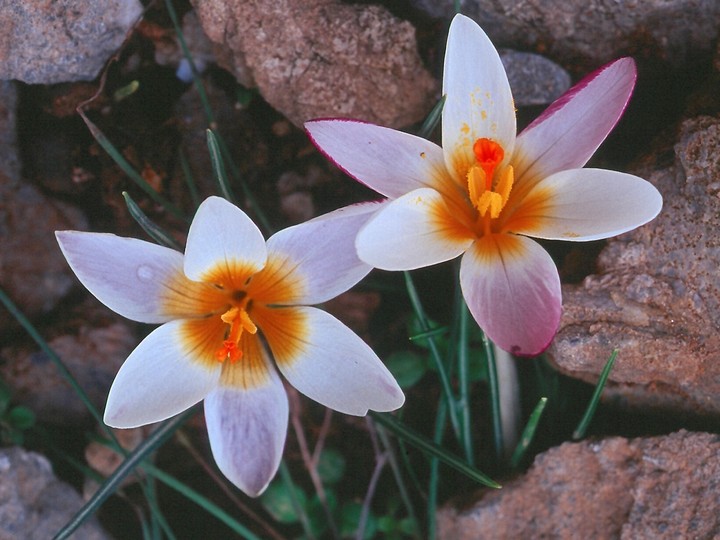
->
[305,14,662,356]
[56,196,404,496]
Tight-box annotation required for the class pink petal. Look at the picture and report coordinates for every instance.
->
[506,168,663,241]
[184,196,267,282]
[460,234,561,356]
[356,188,474,270]
[104,320,221,428]
[204,362,288,497]
[513,58,637,188]
[305,119,452,198]
[56,231,184,324]
[265,202,381,305]
[442,14,516,182]
[266,307,404,415]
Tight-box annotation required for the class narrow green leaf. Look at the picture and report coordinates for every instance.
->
[510,397,548,468]
[573,349,618,440]
[408,325,448,343]
[482,331,504,460]
[53,410,194,540]
[178,148,201,209]
[457,301,475,466]
[416,96,446,139]
[404,272,460,437]
[78,111,186,221]
[122,192,181,250]
[207,129,236,203]
[370,412,500,489]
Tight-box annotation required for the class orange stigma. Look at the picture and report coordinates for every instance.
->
[215,305,257,363]
[473,138,504,189]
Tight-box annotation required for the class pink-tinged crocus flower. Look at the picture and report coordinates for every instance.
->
[56,196,404,496]
[305,14,662,356]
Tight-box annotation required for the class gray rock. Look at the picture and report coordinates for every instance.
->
[191,0,438,128]
[500,50,571,106]
[411,0,720,70]
[0,446,109,540]
[0,0,143,84]
[438,431,720,539]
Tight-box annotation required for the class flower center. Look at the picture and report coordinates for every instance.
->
[215,298,257,363]
[466,137,514,220]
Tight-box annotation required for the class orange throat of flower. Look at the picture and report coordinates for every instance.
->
[216,303,257,363]
[466,138,514,223]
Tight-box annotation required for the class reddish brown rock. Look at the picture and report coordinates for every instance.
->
[438,431,720,539]
[0,301,136,424]
[547,114,720,418]
[191,0,438,128]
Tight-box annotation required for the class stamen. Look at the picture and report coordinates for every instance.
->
[216,304,257,363]
[467,138,513,219]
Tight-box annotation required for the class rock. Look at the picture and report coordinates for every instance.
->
[0,301,136,424]
[0,0,143,84]
[412,1,720,70]
[0,82,18,179]
[0,446,109,540]
[548,114,720,418]
[437,430,720,539]
[191,0,438,128]
[499,50,570,106]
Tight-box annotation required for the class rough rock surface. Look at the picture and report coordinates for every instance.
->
[437,430,720,539]
[0,83,87,334]
[0,301,136,424]
[0,446,109,540]
[411,0,720,70]
[0,0,142,84]
[191,0,437,128]
[548,114,720,417]
[499,50,570,106]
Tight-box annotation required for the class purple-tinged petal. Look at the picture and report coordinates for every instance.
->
[442,14,516,182]
[266,306,404,415]
[56,231,184,324]
[305,119,453,198]
[356,188,474,271]
[265,202,382,305]
[460,234,561,356]
[184,196,267,282]
[104,320,221,428]
[204,361,288,497]
[505,168,663,241]
[513,58,636,189]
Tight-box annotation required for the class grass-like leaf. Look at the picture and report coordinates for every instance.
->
[370,412,500,489]
[573,349,618,440]
[207,129,237,203]
[123,191,181,250]
[416,96,445,140]
[78,111,186,221]
[481,331,504,459]
[510,396,548,468]
[54,409,194,540]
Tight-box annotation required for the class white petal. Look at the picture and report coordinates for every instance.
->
[460,235,561,357]
[184,196,267,282]
[104,320,221,428]
[204,366,288,497]
[268,307,404,415]
[356,188,474,270]
[506,168,663,241]
[56,231,184,324]
[305,119,451,198]
[265,202,380,305]
[513,58,636,187]
[442,14,516,181]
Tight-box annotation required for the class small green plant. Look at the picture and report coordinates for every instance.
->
[0,378,35,446]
